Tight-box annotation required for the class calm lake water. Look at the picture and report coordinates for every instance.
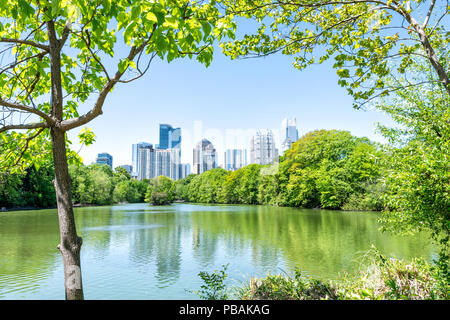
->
[0,203,435,299]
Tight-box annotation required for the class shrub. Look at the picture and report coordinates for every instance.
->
[239,269,338,300]
[336,248,449,300]
[193,264,229,300]
[150,192,172,206]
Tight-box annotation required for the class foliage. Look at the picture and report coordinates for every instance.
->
[69,164,148,205]
[193,264,230,300]
[219,0,450,105]
[175,173,196,201]
[69,164,114,205]
[148,191,172,206]
[184,168,229,203]
[180,129,385,210]
[219,164,261,204]
[0,0,236,171]
[0,162,55,208]
[199,249,448,300]
[145,175,176,205]
[279,130,384,209]
[336,248,449,300]
[239,269,337,300]
[375,49,449,278]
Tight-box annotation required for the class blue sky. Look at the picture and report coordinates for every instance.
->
[67,42,394,168]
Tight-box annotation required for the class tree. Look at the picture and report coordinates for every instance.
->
[219,0,449,104]
[145,176,176,205]
[0,0,233,299]
[278,130,384,209]
[376,51,449,281]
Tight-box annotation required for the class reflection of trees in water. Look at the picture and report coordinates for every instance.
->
[189,205,434,280]
[126,212,183,288]
[191,226,219,268]
[0,209,61,296]
[76,207,113,258]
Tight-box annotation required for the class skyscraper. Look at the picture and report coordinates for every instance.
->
[250,130,278,165]
[179,163,191,179]
[155,148,180,180]
[159,124,181,149]
[96,153,113,168]
[193,139,217,174]
[224,149,247,171]
[132,142,155,180]
[281,117,299,153]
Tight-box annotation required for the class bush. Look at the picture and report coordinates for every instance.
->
[149,192,172,206]
[238,269,337,300]
[195,248,448,300]
[336,248,449,300]
[193,264,229,300]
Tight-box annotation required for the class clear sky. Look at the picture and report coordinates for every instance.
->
[67,42,394,168]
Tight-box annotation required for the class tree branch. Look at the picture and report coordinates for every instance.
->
[0,38,50,52]
[0,122,48,134]
[0,99,54,124]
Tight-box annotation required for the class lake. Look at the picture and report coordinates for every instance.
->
[0,203,435,299]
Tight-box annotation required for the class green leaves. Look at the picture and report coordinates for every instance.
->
[218,0,449,107]
[18,0,34,17]
[78,127,96,146]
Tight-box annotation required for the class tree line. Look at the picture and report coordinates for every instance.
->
[1,128,385,212]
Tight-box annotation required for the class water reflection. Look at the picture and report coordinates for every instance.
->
[0,203,435,299]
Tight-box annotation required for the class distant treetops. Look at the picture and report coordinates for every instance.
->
[177,129,385,211]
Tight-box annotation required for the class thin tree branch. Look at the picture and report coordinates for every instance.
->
[0,122,48,133]
[0,99,54,124]
[0,38,50,52]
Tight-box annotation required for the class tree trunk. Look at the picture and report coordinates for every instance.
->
[51,127,84,300]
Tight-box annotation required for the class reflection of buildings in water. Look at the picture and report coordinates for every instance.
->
[155,224,183,288]
[191,226,219,268]
[125,212,183,288]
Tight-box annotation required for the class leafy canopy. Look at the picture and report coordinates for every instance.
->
[218,0,449,106]
[0,0,234,171]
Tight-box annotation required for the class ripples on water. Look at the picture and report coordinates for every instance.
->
[0,203,435,299]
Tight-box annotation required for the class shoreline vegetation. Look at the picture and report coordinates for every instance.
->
[195,248,449,300]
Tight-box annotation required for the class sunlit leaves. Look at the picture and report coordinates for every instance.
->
[78,127,96,146]
[218,0,449,107]
[1,0,235,171]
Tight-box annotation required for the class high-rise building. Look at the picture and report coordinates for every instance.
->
[193,139,217,174]
[250,130,279,165]
[281,117,299,153]
[179,163,191,179]
[159,124,181,150]
[132,124,183,180]
[96,153,113,168]
[155,148,180,180]
[224,149,247,171]
[132,142,155,180]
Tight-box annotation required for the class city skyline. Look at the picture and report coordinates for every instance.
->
[93,118,298,172]
[67,44,394,168]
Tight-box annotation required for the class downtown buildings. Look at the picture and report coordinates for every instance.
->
[132,124,189,181]
[250,130,279,165]
[96,153,113,168]
[281,117,299,154]
[224,149,247,171]
[193,139,217,174]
